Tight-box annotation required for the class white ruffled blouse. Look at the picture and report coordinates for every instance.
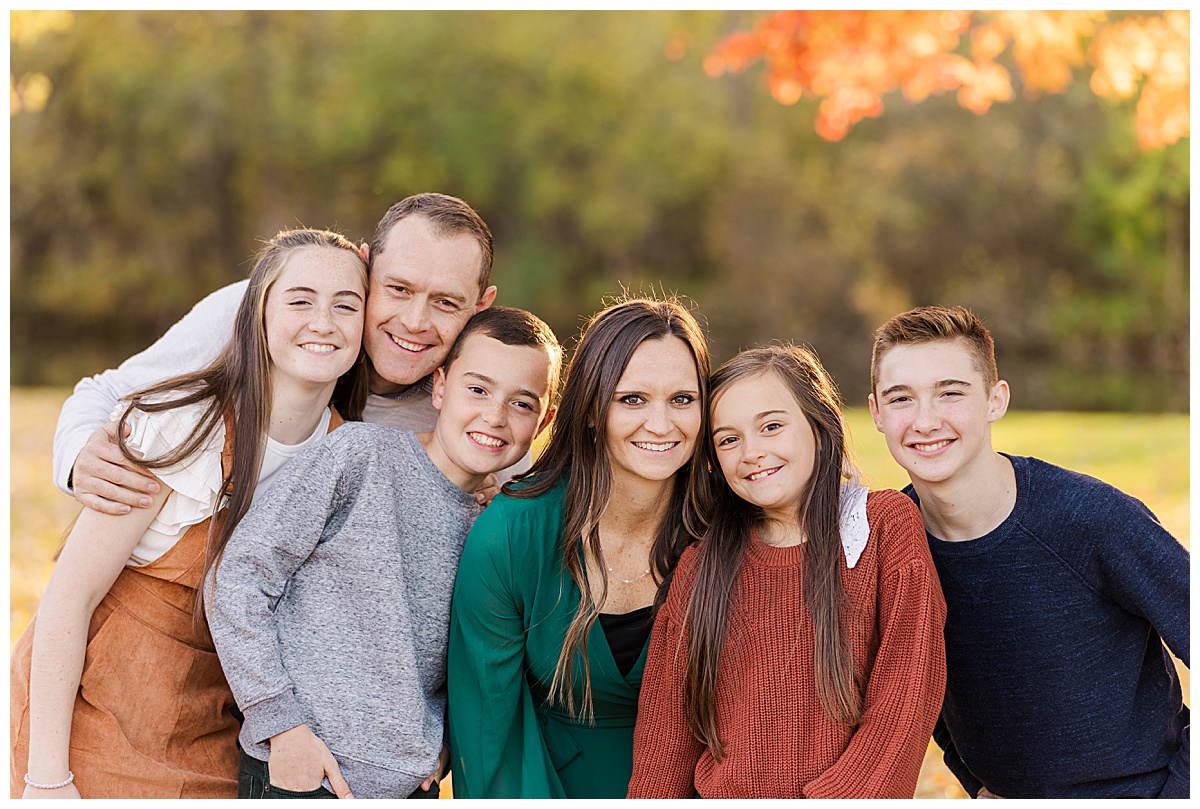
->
[117,399,331,566]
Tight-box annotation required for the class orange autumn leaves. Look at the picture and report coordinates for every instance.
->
[1088,11,1189,150]
[703,10,1188,150]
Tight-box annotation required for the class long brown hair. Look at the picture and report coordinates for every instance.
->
[685,344,860,760]
[115,228,368,619]
[506,295,711,719]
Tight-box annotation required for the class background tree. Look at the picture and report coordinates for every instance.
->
[11,10,1188,411]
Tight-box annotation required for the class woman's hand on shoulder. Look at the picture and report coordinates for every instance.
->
[473,473,501,506]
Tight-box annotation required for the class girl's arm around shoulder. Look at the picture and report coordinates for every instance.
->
[25,483,173,796]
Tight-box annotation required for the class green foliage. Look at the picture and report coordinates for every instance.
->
[10,11,1187,410]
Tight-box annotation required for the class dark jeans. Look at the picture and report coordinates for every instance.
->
[238,749,440,799]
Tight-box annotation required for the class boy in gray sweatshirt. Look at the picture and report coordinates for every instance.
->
[209,307,561,799]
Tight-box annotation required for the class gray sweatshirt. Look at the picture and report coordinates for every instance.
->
[209,424,482,798]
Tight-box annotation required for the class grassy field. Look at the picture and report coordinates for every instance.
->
[10,388,1189,798]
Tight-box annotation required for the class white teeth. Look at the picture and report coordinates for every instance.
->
[633,442,677,452]
[300,344,337,354]
[470,432,506,448]
[913,439,951,452]
[747,468,777,481]
[389,334,429,352]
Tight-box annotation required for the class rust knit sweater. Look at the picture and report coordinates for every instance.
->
[628,490,947,799]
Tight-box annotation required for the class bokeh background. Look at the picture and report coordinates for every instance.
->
[10,9,1189,799]
[11,9,1188,411]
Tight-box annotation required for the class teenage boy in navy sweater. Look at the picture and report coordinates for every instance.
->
[868,305,1189,799]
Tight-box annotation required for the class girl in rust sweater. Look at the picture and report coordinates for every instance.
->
[628,344,947,799]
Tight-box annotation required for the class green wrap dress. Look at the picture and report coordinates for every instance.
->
[447,482,648,798]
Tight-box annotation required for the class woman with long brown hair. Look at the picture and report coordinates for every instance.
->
[627,343,946,798]
[11,228,368,799]
[446,296,710,798]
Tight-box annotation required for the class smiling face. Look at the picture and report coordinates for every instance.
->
[868,338,1009,488]
[424,332,555,492]
[364,215,497,394]
[264,246,366,391]
[711,371,817,523]
[604,336,703,491]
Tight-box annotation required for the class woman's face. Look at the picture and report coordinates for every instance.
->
[604,335,702,490]
[711,371,816,524]
[264,246,366,390]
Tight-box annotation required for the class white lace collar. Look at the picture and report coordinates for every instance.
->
[839,481,869,569]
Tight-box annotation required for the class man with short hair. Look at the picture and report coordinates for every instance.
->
[868,305,1189,799]
[54,192,511,512]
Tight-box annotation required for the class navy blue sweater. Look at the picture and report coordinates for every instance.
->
[908,454,1189,798]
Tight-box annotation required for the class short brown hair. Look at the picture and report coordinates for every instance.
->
[443,306,563,396]
[370,192,494,297]
[871,305,998,394]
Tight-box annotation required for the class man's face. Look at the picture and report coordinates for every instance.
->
[868,338,1008,487]
[363,215,497,394]
[427,332,555,491]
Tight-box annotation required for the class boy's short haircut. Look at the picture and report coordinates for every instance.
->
[871,305,998,394]
[443,306,564,396]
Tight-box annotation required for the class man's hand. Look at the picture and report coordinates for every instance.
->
[71,422,159,515]
[976,786,1004,799]
[419,746,450,792]
[473,473,501,507]
[268,724,353,798]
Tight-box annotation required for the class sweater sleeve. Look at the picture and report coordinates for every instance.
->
[1088,488,1190,666]
[446,506,562,798]
[52,280,246,494]
[803,493,948,799]
[627,559,705,798]
[1086,490,1191,798]
[933,713,985,797]
[207,434,346,749]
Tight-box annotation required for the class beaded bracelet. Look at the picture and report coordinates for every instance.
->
[23,771,74,790]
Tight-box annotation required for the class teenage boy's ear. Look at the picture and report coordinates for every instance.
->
[431,366,447,411]
[867,393,883,432]
[987,379,1011,423]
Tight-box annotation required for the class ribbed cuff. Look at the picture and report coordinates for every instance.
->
[241,688,309,749]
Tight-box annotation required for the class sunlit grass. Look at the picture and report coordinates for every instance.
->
[11,390,1188,799]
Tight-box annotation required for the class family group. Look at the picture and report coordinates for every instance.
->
[11,193,1189,800]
